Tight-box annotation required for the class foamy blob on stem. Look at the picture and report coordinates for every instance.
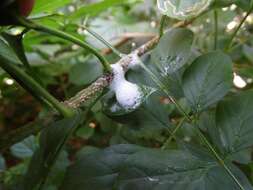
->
[110,64,143,110]
[128,52,142,70]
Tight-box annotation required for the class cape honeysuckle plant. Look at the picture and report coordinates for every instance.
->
[1,0,253,189]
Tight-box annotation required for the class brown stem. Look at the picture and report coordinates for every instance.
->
[64,20,190,108]
[0,20,191,151]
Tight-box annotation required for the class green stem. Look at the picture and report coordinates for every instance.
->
[195,129,245,190]
[161,117,186,150]
[0,59,74,118]
[17,17,112,72]
[159,15,166,38]
[226,6,253,51]
[139,60,245,190]
[80,25,124,58]
[214,9,218,50]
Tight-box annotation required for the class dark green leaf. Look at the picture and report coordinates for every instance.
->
[216,90,253,155]
[0,37,21,65]
[182,51,233,112]
[24,112,83,190]
[61,144,252,190]
[69,60,103,86]
[1,33,29,66]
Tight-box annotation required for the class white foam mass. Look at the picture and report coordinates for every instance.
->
[110,64,142,110]
[128,53,141,69]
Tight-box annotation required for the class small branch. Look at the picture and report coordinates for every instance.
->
[213,9,218,50]
[0,20,188,151]
[226,6,253,51]
[159,15,166,38]
[119,32,156,38]
[64,73,113,108]
[64,20,189,108]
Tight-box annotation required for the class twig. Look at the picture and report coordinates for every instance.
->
[63,20,189,108]
[0,20,188,151]
[214,8,218,50]
[159,15,167,38]
[225,5,253,51]
[119,32,156,38]
[64,73,113,108]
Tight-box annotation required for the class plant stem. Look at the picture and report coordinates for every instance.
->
[0,59,74,118]
[159,15,166,38]
[139,60,245,190]
[214,9,218,50]
[16,17,112,72]
[195,129,245,190]
[161,117,186,150]
[80,25,124,58]
[226,6,253,51]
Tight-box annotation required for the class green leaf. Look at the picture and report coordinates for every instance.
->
[1,33,28,66]
[75,146,100,160]
[151,28,193,75]
[61,144,252,190]
[69,60,103,86]
[215,90,253,155]
[1,33,44,84]
[24,112,83,190]
[182,51,233,112]
[32,0,71,15]
[0,36,21,65]
[10,136,38,159]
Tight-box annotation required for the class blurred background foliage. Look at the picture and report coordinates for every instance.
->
[1,0,253,189]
